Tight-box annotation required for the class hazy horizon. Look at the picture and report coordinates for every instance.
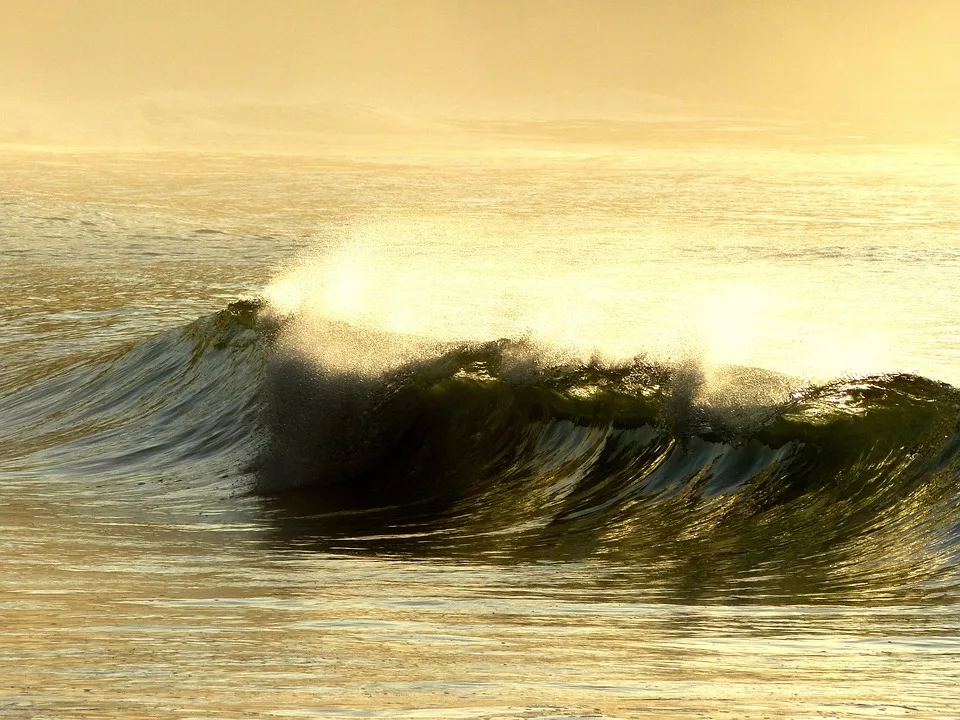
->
[2,0,959,148]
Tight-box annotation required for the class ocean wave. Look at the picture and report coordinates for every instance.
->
[5,299,960,597]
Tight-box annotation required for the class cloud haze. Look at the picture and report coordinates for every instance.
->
[2,0,958,133]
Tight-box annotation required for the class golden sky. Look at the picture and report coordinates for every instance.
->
[2,0,959,130]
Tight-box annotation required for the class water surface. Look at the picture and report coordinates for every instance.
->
[2,142,960,718]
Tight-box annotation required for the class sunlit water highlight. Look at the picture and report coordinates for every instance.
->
[2,142,960,718]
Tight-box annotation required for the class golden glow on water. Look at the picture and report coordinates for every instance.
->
[3,503,960,719]
[3,3,960,715]
[5,143,958,715]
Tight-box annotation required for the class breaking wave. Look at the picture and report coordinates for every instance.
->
[4,299,960,600]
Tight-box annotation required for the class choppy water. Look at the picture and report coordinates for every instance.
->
[3,142,960,718]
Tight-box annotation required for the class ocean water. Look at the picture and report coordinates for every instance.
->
[2,140,960,719]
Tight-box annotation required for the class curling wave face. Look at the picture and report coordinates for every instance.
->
[5,299,960,601]
[0,302,266,506]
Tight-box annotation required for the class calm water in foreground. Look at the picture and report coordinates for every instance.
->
[2,140,960,718]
